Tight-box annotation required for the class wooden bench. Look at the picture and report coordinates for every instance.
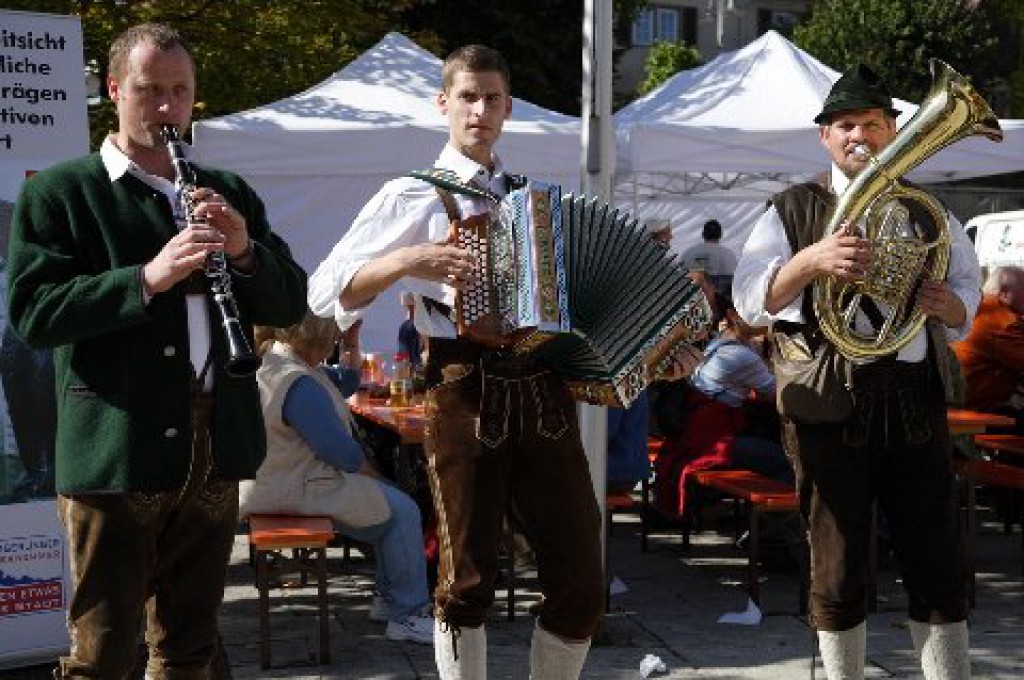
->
[248,514,335,669]
[956,446,1024,605]
[606,437,665,553]
[690,470,806,612]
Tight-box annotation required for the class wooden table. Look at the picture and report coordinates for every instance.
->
[348,398,427,496]
[947,408,1015,436]
[348,398,425,444]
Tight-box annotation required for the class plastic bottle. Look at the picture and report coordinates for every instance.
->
[389,351,412,407]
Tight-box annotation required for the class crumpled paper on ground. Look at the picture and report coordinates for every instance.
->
[639,653,668,678]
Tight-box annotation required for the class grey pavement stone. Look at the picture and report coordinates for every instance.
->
[2,507,1020,679]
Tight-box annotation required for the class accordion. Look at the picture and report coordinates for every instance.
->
[414,171,712,408]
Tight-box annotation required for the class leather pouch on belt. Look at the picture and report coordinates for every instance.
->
[772,328,853,425]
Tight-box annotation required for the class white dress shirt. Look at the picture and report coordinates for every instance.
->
[732,164,982,363]
[308,145,511,338]
[100,137,213,388]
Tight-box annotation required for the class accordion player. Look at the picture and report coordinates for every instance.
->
[413,170,713,408]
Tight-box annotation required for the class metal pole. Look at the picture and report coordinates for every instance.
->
[581,0,614,576]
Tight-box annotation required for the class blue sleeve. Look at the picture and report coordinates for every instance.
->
[282,375,366,472]
[321,364,361,397]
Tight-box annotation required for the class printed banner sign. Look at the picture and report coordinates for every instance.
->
[0,8,87,670]
[0,9,88,201]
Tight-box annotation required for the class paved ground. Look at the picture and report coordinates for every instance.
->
[4,502,1022,679]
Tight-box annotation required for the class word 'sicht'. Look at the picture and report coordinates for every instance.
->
[1,30,67,51]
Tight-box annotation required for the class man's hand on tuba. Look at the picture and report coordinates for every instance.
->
[811,221,872,283]
[917,279,966,328]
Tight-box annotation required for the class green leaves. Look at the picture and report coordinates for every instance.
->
[794,0,1000,107]
[636,40,702,97]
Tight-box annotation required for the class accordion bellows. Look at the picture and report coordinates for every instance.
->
[454,181,712,408]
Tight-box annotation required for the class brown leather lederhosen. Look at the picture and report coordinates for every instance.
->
[771,182,968,631]
[57,358,239,679]
[422,187,604,641]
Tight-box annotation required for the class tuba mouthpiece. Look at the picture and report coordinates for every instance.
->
[851,144,872,160]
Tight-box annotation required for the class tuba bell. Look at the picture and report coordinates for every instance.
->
[813,59,1003,359]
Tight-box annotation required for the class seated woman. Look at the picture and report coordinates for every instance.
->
[239,311,433,645]
[653,295,789,520]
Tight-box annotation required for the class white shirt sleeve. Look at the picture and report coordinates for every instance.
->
[732,205,804,328]
[307,179,450,330]
[942,211,983,342]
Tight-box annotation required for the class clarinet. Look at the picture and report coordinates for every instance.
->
[160,124,262,378]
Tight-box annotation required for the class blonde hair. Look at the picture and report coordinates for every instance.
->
[108,23,192,80]
[255,309,340,357]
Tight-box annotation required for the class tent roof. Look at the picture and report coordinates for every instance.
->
[193,32,580,180]
[615,30,1023,182]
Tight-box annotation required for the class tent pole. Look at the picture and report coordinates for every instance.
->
[581,0,612,612]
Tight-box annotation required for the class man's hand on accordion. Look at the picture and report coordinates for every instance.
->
[655,343,705,382]
[399,242,477,290]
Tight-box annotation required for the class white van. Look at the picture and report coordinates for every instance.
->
[964,210,1024,271]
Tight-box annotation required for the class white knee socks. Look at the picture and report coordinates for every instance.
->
[818,622,866,680]
[910,620,971,680]
[529,621,591,680]
[434,620,487,680]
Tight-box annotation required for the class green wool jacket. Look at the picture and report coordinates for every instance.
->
[6,153,308,493]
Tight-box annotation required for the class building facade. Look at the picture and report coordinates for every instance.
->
[616,0,812,99]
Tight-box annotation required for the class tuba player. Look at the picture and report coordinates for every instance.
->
[732,64,981,679]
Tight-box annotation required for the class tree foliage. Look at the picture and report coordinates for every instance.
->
[793,0,1000,106]
[2,0,423,148]
[636,41,702,96]
[3,1,650,149]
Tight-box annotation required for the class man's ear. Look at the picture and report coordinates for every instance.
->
[818,125,830,149]
[436,91,448,115]
[107,75,120,103]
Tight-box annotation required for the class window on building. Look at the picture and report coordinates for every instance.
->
[633,9,655,45]
[634,6,697,46]
[757,9,803,37]
[656,8,679,42]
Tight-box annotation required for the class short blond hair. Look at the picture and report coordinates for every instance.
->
[256,310,340,357]
[108,23,192,80]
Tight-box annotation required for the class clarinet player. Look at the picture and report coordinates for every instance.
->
[6,23,307,679]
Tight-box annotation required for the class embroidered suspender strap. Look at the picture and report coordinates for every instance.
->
[434,186,462,223]
[408,168,499,202]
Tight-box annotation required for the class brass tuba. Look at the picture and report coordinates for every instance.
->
[813,59,1003,359]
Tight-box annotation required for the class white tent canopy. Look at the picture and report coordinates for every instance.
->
[193,32,581,353]
[614,30,1024,259]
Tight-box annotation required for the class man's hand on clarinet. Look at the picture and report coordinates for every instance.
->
[399,242,477,289]
[141,225,225,296]
[189,188,254,269]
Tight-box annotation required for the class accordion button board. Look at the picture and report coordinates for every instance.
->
[451,181,713,409]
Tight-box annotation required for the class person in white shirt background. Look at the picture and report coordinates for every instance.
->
[680,218,738,296]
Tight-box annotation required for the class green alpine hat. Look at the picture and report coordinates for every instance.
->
[814,63,901,125]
